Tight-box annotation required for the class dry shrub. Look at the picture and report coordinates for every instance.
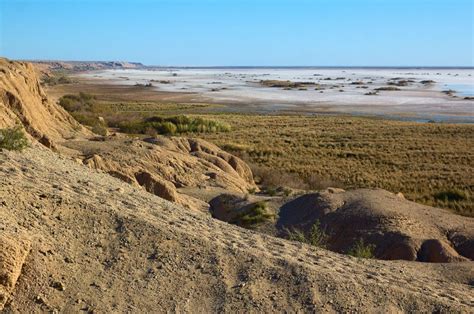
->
[250,164,306,189]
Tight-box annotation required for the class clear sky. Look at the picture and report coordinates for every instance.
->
[1,0,473,66]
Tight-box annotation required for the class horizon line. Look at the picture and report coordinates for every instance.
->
[15,58,474,69]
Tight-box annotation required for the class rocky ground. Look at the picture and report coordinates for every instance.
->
[1,146,473,312]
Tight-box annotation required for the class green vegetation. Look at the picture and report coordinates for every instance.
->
[59,92,96,112]
[117,115,231,135]
[230,202,273,227]
[0,126,29,151]
[285,221,328,248]
[286,228,307,243]
[58,93,230,136]
[41,74,73,86]
[348,239,376,259]
[58,93,107,135]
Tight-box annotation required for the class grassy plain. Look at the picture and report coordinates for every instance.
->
[48,82,474,216]
[197,114,473,216]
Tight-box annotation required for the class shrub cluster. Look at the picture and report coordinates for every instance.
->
[59,93,96,112]
[348,238,376,259]
[118,115,231,135]
[41,74,73,86]
[0,126,29,151]
[58,93,107,135]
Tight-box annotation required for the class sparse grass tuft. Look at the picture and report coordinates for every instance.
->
[0,126,29,151]
[285,221,328,248]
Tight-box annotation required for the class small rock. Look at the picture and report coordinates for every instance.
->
[51,280,65,291]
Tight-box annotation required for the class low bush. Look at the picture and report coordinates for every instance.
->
[285,220,328,248]
[41,74,73,86]
[0,126,29,151]
[91,123,108,136]
[230,202,273,227]
[433,189,468,202]
[59,93,96,112]
[348,238,375,258]
[307,221,328,247]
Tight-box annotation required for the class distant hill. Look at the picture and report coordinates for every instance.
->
[29,60,146,73]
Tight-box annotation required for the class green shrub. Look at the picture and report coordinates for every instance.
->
[159,121,177,135]
[285,220,327,248]
[41,74,73,86]
[70,112,99,127]
[58,93,96,112]
[0,126,29,151]
[348,238,375,259]
[91,123,108,136]
[286,228,307,243]
[231,202,273,227]
[307,221,328,248]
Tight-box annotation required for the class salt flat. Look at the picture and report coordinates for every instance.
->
[80,68,474,122]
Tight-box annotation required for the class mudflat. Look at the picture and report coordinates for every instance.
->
[76,67,474,122]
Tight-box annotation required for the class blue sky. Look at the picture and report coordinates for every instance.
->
[0,0,473,66]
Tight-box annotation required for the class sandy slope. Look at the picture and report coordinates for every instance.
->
[0,58,90,147]
[1,146,473,312]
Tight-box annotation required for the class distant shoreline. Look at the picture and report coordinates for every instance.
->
[147,66,474,70]
[22,60,474,70]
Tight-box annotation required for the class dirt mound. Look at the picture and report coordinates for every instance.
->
[0,58,89,148]
[1,147,473,312]
[64,136,257,210]
[277,188,474,262]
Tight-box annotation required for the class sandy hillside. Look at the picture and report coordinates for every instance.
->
[1,146,473,312]
[0,58,90,148]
